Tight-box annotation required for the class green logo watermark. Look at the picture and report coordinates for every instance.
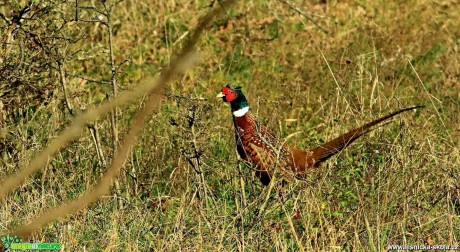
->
[1,235,61,251]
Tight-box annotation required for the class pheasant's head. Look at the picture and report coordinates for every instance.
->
[217,85,249,117]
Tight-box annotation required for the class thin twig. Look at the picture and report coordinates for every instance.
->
[89,122,107,167]
[100,1,119,153]
[58,60,107,167]
[79,6,106,16]
[75,0,78,21]
[57,61,74,115]
[278,0,329,34]
[102,0,122,209]
[66,73,110,84]
[0,12,11,24]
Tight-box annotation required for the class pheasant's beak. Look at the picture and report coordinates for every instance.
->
[216,92,225,99]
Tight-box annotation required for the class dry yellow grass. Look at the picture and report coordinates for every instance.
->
[1,0,458,250]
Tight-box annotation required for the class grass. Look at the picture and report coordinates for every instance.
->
[1,0,459,250]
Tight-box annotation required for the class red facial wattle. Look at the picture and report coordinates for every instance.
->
[221,86,236,102]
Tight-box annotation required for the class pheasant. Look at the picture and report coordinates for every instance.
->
[217,85,422,185]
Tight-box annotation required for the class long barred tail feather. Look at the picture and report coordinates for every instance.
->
[309,105,424,166]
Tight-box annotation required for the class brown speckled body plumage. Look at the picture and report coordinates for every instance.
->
[233,111,313,185]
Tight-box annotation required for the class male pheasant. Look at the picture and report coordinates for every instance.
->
[217,85,421,185]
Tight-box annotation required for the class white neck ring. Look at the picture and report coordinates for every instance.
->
[232,106,249,117]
